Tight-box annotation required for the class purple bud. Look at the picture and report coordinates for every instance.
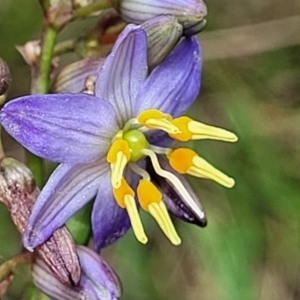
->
[32,246,121,300]
[52,57,104,93]
[0,158,80,286]
[116,0,207,30]
[141,15,182,68]
[0,57,11,97]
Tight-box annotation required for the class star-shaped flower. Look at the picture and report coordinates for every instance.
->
[1,25,237,251]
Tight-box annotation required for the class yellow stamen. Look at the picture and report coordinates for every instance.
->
[168,148,235,188]
[107,139,131,189]
[137,109,180,134]
[113,178,148,244]
[137,179,181,246]
[169,116,238,142]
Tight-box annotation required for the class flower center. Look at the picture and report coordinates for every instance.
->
[106,109,238,246]
[122,130,149,162]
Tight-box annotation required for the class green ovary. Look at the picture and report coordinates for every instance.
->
[123,130,149,162]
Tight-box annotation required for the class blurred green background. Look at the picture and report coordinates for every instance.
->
[0,1,300,299]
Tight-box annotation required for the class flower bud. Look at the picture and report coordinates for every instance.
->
[141,15,182,68]
[32,246,122,300]
[16,41,41,67]
[0,158,80,286]
[183,19,207,36]
[116,0,207,30]
[52,57,104,93]
[0,58,11,97]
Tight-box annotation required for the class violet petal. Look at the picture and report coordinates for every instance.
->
[146,156,207,226]
[23,159,109,249]
[92,174,130,251]
[92,169,139,251]
[77,246,121,298]
[134,36,202,117]
[0,94,118,163]
[95,25,148,126]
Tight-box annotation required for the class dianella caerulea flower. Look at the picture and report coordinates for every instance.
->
[32,246,121,300]
[0,25,237,251]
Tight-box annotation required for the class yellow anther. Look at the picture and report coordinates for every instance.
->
[107,139,131,189]
[169,116,238,142]
[113,179,148,244]
[113,178,135,207]
[168,148,235,188]
[107,139,130,163]
[137,180,181,246]
[137,109,180,134]
[136,179,162,211]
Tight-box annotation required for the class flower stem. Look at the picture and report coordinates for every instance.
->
[27,26,58,187]
[72,0,113,19]
[36,26,57,94]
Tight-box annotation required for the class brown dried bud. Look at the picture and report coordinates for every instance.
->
[16,41,41,67]
[0,158,80,286]
[0,58,11,96]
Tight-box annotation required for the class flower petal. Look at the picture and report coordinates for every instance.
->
[146,156,207,226]
[92,169,139,251]
[0,94,118,163]
[95,25,148,126]
[134,36,202,117]
[77,246,121,298]
[92,175,130,251]
[23,159,109,249]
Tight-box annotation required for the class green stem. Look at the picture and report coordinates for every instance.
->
[27,26,58,187]
[72,0,113,19]
[35,26,58,93]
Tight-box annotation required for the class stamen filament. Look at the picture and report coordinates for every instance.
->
[142,149,205,220]
[148,202,181,246]
[124,195,148,244]
[150,145,172,155]
[123,118,140,132]
[129,163,151,181]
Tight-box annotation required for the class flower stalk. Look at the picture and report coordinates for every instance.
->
[72,0,114,19]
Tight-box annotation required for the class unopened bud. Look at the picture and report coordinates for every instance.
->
[16,41,41,66]
[0,158,80,286]
[0,58,11,97]
[183,19,207,36]
[116,0,207,30]
[32,246,122,300]
[141,15,182,68]
[52,57,104,93]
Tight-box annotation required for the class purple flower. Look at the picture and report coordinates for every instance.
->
[32,246,121,300]
[1,25,237,251]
